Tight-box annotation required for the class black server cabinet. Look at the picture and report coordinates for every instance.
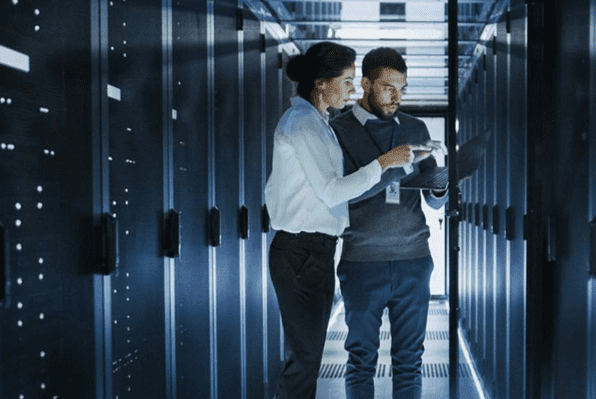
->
[243,9,265,399]
[476,62,488,376]
[548,0,593,397]
[0,2,96,398]
[507,2,527,398]
[1,1,286,398]
[461,85,472,343]
[485,44,498,395]
[493,15,510,399]
[471,75,481,358]
[105,1,167,397]
[465,70,476,358]
[171,2,212,399]
[473,82,480,354]
[458,3,529,398]
[213,2,242,398]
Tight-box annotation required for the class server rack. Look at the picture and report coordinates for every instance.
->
[1,1,290,398]
[456,1,528,398]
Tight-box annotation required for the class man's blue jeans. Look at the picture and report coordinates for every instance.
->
[337,256,434,399]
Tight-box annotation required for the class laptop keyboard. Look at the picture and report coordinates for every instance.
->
[402,168,449,190]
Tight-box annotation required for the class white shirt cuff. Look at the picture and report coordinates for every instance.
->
[369,159,383,181]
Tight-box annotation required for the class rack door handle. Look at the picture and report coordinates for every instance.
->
[209,207,221,247]
[239,206,249,239]
[99,213,119,275]
[165,209,181,258]
[262,205,270,233]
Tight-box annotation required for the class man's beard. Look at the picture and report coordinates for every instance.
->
[367,93,398,120]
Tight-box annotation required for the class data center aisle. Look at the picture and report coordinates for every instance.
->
[316,300,483,399]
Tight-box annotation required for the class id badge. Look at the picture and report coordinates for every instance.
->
[386,181,400,204]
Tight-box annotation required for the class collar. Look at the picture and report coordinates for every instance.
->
[290,96,330,123]
[352,100,400,126]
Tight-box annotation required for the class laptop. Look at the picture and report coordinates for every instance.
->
[400,130,492,190]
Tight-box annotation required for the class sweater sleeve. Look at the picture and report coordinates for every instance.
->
[419,155,449,209]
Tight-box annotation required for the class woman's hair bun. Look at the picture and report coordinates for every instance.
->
[286,42,356,99]
[286,54,308,82]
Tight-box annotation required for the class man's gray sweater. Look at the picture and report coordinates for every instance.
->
[330,109,448,262]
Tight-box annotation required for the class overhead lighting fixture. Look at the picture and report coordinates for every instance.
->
[334,27,445,40]
[0,45,30,73]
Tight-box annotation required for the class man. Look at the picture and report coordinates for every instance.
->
[329,47,448,399]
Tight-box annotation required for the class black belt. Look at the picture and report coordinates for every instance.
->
[278,230,338,244]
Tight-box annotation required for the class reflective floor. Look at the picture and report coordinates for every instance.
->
[317,300,483,399]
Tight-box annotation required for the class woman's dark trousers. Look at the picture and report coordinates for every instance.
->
[269,231,338,399]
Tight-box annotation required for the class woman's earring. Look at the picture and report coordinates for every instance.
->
[315,79,326,91]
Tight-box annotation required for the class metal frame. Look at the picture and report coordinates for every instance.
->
[91,0,112,398]
[526,0,554,397]
[161,1,175,398]
[507,3,528,397]
[237,2,248,398]
[277,40,285,370]
[447,0,460,397]
[506,13,512,396]
[260,18,270,396]
[206,3,218,399]
[588,0,596,396]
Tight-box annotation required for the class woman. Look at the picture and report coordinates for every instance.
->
[265,41,426,399]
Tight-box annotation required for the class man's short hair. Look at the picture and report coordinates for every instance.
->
[362,47,407,81]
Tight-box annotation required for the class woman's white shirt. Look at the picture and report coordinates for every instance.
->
[265,96,382,237]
